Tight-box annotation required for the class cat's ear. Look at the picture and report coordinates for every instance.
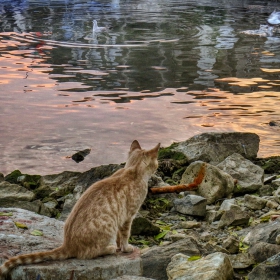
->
[147,143,160,156]
[130,140,142,152]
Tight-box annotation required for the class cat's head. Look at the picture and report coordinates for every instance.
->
[125,140,160,174]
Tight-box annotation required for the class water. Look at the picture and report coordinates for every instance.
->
[0,0,280,175]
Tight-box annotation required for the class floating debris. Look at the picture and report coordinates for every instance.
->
[66,149,91,163]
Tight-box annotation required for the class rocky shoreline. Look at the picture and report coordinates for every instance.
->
[1,132,280,280]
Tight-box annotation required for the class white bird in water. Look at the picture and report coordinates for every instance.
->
[92,20,107,33]
[267,10,280,25]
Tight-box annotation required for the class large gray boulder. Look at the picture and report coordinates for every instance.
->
[0,208,142,280]
[180,161,235,204]
[172,132,259,165]
[142,237,203,280]
[166,252,234,280]
[217,153,264,194]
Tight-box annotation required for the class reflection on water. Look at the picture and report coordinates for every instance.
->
[0,0,280,175]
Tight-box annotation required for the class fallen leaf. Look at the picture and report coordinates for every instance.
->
[188,255,201,261]
[14,221,28,229]
[31,229,43,236]
[0,212,13,216]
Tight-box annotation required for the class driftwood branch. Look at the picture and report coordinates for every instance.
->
[150,162,206,194]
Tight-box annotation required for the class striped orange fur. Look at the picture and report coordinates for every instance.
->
[0,140,160,278]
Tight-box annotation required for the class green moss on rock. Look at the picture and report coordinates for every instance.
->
[4,170,22,184]
[158,144,186,161]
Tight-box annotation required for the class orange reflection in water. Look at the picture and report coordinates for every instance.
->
[0,48,279,175]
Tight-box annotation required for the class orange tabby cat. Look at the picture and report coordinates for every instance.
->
[0,140,160,277]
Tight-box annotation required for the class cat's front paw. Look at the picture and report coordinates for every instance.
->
[122,244,134,253]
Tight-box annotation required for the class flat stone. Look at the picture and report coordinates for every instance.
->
[0,181,35,201]
[0,208,141,280]
[11,253,142,280]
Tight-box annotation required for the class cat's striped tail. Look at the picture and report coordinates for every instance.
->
[0,246,69,278]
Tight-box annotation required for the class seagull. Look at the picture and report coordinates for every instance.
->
[92,20,107,33]
[267,10,280,25]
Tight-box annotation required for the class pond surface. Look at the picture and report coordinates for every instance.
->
[0,0,280,175]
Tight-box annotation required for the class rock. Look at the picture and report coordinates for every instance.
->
[248,242,280,263]
[218,205,250,228]
[0,173,4,182]
[228,253,255,269]
[272,178,280,188]
[276,235,280,246]
[219,199,236,211]
[178,221,201,229]
[2,199,51,217]
[244,194,267,210]
[217,153,264,194]
[173,195,207,216]
[243,218,280,246]
[168,233,188,242]
[269,120,280,126]
[38,171,82,198]
[0,208,64,260]
[166,252,234,280]
[248,253,280,280]
[4,170,23,184]
[0,182,52,216]
[142,237,203,280]
[172,132,259,165]
[112,277,156,280]
[0,181,35,201]
[205,210,222,224]
[0,208,142,280]
[253,156,280,174]
[264,175,278,184]
[267,199,279,209]
[222,236,239,254]
[17,174,41,189]
[180,161,234,204]
[70,148,91,163]
[259,185,274,196]
[11,254,142,280]
[131,214,160,236]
